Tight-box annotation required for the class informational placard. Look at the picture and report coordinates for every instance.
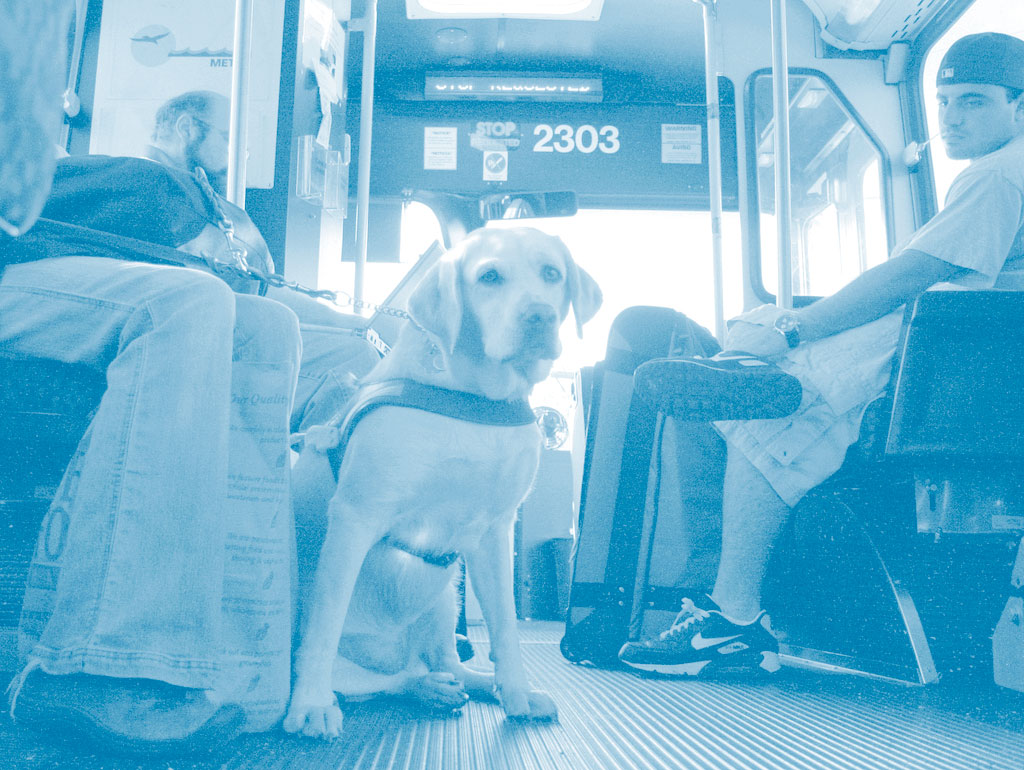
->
[424,126,458,170]
[89,0,285,188]
[373,102,739,209]
[482,149,508,181]
[661,124,703,164]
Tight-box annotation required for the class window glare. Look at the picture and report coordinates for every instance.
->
[487,209,743,370]
[861,159,886,271]
[326,200,444,317]
[752,73,887,297]
[400,200,444,262]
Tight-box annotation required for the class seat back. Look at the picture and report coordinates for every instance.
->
[884,291,1024,535]
[886,290,1024,458]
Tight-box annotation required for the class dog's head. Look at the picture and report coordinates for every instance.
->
[407,227,602,388]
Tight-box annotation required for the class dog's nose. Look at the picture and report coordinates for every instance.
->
[522,303,557,328]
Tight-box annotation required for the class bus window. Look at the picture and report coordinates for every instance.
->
[749,72,889,299]
[328,199,444,316]
[922,0,1024,203]
[861,157,887,273]
[400,200,444,263]
[487,209,744,372]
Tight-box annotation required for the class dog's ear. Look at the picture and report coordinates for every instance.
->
[565,258,602,338]
[407,255,463,355]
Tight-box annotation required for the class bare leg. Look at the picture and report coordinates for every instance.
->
[710,442,792,622]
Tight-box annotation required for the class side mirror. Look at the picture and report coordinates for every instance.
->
[478,191,578,221]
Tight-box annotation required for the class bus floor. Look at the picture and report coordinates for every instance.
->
[1,621,1023,770]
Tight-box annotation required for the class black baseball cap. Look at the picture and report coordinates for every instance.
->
[937,32,1024,91]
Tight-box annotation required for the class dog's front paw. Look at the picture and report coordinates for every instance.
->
[283,688,345,739]
[496,686,558,722]
[520,690,557,721]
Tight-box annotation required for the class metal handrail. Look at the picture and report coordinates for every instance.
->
[226,0,255,206]
[770,0,794,309]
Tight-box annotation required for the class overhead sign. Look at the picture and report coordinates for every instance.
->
[425,72,603,102]
[372,102,739,209]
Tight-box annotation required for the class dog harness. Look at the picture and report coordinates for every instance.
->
[321,379,538,569]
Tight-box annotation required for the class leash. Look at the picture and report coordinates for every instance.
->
[13,166,431,357]
[187,177,435,356]
[190,167,262,293]
[192,169,429,323]
[191,241,422,357]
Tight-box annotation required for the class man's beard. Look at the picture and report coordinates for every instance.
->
[185,143,227,196]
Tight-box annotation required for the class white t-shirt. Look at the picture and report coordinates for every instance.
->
[902,133,1024,289]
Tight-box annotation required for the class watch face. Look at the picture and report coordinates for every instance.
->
[774,313,800,348]
[775,314,798,332]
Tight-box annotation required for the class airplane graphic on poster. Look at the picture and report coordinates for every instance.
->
[130,24,232,67]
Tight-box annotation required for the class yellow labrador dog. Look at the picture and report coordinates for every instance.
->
[284,227,601,739]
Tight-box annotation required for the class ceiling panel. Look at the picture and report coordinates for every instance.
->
[368,0,708,102]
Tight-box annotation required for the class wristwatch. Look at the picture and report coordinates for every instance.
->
[773,312,801,348]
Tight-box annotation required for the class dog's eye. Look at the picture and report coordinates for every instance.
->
[542,265,563,283]
[478,269,503,285]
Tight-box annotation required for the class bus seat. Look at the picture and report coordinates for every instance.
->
[770,290,1024,685]
[884,290,1024,534]
[0,358,105,669]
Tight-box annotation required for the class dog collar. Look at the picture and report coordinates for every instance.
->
[325,379,536,482]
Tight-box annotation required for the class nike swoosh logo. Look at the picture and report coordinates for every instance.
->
[691,632,742,650]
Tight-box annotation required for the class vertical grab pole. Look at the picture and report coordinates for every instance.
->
[694,0,725,344]
[226,0,254,206]
[60,0,89,151]
[351,0,379,309]
[770,0,794,309]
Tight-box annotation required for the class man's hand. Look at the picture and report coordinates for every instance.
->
[723,318,791,360]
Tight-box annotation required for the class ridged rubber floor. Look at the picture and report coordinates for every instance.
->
[2,621,1023,769]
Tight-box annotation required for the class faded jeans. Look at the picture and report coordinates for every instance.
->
[293,322,380,435]
[0,256,307,731]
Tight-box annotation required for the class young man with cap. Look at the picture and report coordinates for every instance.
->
[618,32,1024,677]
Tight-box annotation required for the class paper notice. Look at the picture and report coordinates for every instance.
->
[661,124,702,164]
[424,127,458,170]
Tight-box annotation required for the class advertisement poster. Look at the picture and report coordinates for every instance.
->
[90,0,285,188]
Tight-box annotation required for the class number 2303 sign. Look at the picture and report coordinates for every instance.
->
[533,124,620,154]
